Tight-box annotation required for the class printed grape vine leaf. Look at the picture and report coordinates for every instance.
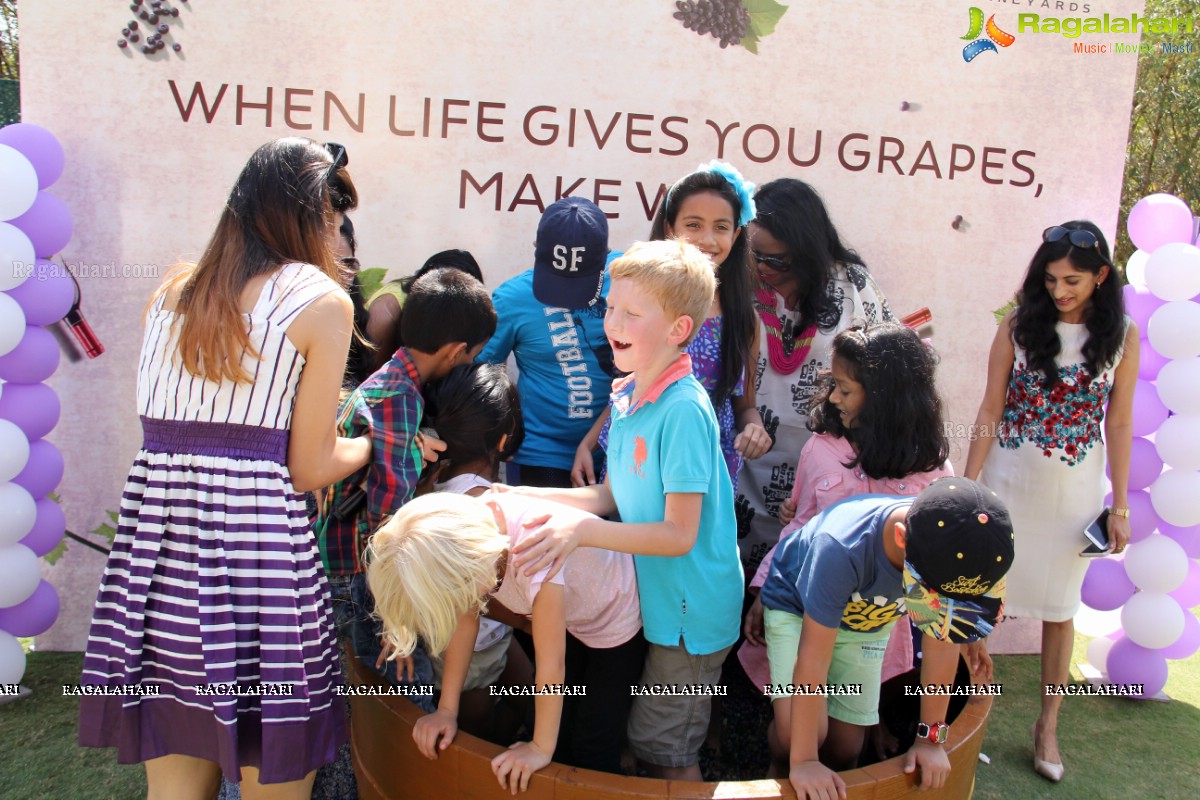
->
[740,0,789,54]
[357,267,388,303]
[44,507,119,566]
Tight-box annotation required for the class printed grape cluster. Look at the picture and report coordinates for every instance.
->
[116,0,187,56]
[673,0,750,49]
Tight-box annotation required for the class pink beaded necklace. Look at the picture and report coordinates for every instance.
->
[755,286,817,375]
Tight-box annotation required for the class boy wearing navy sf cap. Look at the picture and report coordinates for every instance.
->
[480,197,616,488]
[760,477,1013,798]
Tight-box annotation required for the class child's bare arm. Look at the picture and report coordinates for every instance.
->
[902,635,959,790]
[491,583,565,793]
[512,492,702,580]
[412,611,479,759]
[787,613,846,800]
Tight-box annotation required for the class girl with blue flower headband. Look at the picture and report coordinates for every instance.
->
[572,161,771,489]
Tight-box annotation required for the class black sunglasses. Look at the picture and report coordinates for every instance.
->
[752,250,791,271]
[324,142,348,182]
[1043,226,1100,250]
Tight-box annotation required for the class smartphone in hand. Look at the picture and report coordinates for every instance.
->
[1080,509,1111,557]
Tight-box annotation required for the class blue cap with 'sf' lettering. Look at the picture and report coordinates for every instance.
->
[533,197,609,309]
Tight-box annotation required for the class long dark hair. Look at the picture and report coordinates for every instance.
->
[423,363,525,475]
[808,322,948,479]
[752,178,862,332]
[1013,220,1125,387]
[165,137,357,383]
[649,169,755,404]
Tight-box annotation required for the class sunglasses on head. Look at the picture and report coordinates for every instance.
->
[752,250,791,271]
[1042,225,1100,250]
[324,142,348,182]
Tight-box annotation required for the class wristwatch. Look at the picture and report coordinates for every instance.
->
[916,721,949,745]
[1111,507,1131,519]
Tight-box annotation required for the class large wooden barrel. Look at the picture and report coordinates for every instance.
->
[347,652,990,799]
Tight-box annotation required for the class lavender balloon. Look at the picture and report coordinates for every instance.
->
[0,579,59,638]
[1161,521,1200,558]
[1081,558,1137,611]
[5,259,74,326]
[1131,379,1169,436]
[8,192,72,257]
[1106,637,1169,698]
[1123,284,1165,331]
[0,123,65,189]
[1138,338,1170,382]
[18,498,65,558]
[0,382,61,440]
[0,326,61,384]
[12,440,64,499]
[1112,437,1163,492]
[1159,610,1200,660]
[1169,560,1200,610]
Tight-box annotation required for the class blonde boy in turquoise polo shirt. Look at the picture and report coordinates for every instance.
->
[509,239,743,780]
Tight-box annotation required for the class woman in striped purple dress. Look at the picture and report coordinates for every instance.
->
[79,138,372,799]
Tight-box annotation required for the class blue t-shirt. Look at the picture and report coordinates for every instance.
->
[479,269,613,470]
[607,355,743,656]
[760,494,912,634]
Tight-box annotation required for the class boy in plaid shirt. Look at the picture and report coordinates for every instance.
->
[317,268,496,694]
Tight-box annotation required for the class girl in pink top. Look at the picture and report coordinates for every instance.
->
[741,322,952,731]
[366,490,644,792]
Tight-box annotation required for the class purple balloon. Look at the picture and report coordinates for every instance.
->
[0,579,59,638]
[1106,637,1169,697]
[1107,490,1159,543]
[1159,608,1200,660]
[12,439,64,499]
[1124,284,1165,331]
[1169,560,1200,609]
[1138,338,1170,382]
[1161,522,1200,558]
[19,498,65,557]
[0,382,61,440]
[0,326,61,384]
[5,259,75,326]
[1132,379,1170,436]
[0,124,65,189]
[8,192,72,257]
[1111,437,1163,491]
[1081,558,1137,611]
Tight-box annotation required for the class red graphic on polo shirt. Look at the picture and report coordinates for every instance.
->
[631,436,648,478]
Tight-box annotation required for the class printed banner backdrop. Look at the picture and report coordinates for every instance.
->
[18,0,1152,648]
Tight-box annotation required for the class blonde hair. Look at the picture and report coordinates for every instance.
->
[364,492,507,657]
[608,239,717,346]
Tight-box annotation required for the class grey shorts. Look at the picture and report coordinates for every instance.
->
[626,641,731,768]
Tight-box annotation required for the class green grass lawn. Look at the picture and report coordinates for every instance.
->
[3,637,1197,799]
[973,632,1200,800]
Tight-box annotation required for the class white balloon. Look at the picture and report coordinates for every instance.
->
[0,293,27,357]
[0,482,36,547]
[1151,470,1200,528]
[1123,534,1190,593]
[1156,416,1200,471]
[1148,301,1200,360]
[1074,604,1124,637]
[1086,636,1115,676]
[1125,249,1150,289]
[0,420,30,483]
[0,631,27,686]
[0,221,34,293]
[0,144,38,222]
[0,543,39,608]
[1145,242,1200,302]
[1157,358,1200,416]
[1122,591,1186,649]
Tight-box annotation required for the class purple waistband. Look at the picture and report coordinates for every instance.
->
[140,417,290,463]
